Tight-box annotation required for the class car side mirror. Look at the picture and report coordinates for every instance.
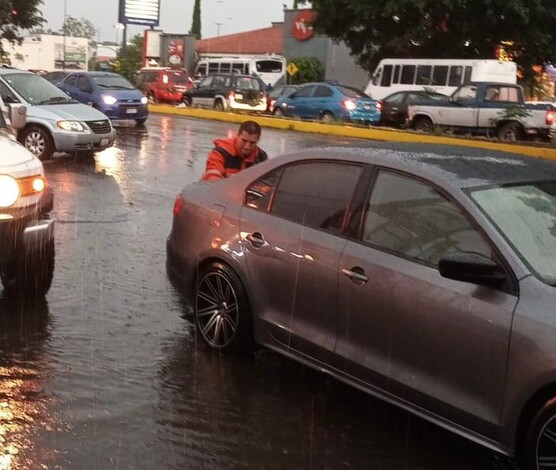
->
[9,103,27,130]
[439,252,507,286]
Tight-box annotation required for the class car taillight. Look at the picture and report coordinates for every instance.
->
[376,101,382,112]
[228,91,235,100]
[342,99,357,111]
[173,195,184,218]
[162,74,169,84]
[546,108,555,126]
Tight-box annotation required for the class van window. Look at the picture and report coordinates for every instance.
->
[372,67,382,86]
[219,62,232,73]
[448,66,464,86]
[393,65,401,84]
[400,65,416,85]
[232,63,247,74]
[380,65,393,87]
[196,63,207,76]
[464,66,473,83]
[415,65,432,85]
[208,63,219,74]
[432,66,448,86]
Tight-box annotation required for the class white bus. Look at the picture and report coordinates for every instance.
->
[365,58,517,99]
[194,55,287,88]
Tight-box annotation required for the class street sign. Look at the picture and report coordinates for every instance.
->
[286,63,299,76]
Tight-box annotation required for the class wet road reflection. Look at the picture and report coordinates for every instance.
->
[0,115,519,469]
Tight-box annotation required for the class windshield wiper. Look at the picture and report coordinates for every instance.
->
[38,96,73,105]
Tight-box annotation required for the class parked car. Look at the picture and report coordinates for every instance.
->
[0,69,115,160]
[43,71,70,85]
[266,84,299,113]
[57,71,148,125]
[0,96,55,298]
[380,90,449,127]
[273,82,381,124]
[181,73,267,112]
[167,146,556,470]
[135,67,193,104]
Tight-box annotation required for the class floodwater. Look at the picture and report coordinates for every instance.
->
[0,115,518,469]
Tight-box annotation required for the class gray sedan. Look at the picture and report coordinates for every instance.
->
[166,147,556,470]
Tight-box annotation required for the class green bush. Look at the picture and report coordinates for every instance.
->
[288,57,324,84]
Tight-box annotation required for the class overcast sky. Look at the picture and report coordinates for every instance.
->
[41,0,294,42]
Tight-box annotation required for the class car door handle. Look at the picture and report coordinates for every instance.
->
[246,232,266,248]
[341,267,369,284]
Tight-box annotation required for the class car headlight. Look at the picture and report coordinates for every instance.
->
[57,120,86,132]
[141,96,148,105]
[102,95,117,105]
[0,175,20,208]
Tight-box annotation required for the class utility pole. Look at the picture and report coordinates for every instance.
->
[62,0,67,70]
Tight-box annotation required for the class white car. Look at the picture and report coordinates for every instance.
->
[0,100,55,298]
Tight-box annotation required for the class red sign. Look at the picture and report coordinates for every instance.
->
[167,38,185,65]
[292,10,315,41]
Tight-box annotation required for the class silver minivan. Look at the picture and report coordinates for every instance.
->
[0,69,116,160]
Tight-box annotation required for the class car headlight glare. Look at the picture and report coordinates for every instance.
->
[141,96,148,105]
[57,120,86,132]
[102,95,118,105]
[0,175,20,207]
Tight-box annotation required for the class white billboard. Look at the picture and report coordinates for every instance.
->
[118,0,160,26]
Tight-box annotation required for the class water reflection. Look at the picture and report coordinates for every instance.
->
[0,298,52,469]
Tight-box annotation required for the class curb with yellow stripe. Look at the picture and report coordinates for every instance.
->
[149,104,556,161]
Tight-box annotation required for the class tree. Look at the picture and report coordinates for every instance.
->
[189,0,201,39]
[0,0,44,56]
[112,34,144,82]
[288,57,324,84]
[309,0,556,82]
[61,16,96,43]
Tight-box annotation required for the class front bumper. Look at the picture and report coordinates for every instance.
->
[52,129,117,152]
[100,105,149,121]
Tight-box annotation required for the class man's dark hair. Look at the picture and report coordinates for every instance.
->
[238,120,261,137]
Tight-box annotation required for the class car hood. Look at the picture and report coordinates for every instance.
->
[0,133,36,166]
[30,103,108,122]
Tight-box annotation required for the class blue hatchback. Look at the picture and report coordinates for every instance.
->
[272,82,381,125]
[57,72,148,125]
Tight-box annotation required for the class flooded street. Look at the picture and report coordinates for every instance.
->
[0,115,517,469]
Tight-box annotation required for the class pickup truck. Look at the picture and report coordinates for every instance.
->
[407,82,556,142]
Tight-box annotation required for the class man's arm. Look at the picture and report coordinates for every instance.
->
[201,148,226,181]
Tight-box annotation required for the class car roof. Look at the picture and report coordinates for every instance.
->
[65,71,121,77]
[274,147,556,190]
[0,69,32,76]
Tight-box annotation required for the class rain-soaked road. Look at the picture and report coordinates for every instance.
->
[0,114,519,469]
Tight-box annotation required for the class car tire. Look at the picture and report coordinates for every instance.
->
[213,100,225,112]
[321,111,335,123]
[1,239,55,299]
[194,262,254,354]
[522,397,556,470]
[182,95,192,108]
[413,116,434,133]
[135,118,147,126]
[147,93,157,104]
[498,122,522,142]
[19,125,55,161]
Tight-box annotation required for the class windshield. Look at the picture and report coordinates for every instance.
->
[471,181,556,285]
[234,77,263,91]
[170,72,190,85]
[3,73,72,105]
[93,75,135,90]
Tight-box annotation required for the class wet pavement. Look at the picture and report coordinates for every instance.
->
[0,115,519,469]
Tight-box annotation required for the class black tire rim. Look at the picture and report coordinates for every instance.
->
[536,414,556,469]
[195,272,239,348]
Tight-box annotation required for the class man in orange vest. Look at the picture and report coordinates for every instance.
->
[201,120,268,181]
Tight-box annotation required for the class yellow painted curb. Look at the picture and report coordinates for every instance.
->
[149,104,556,161]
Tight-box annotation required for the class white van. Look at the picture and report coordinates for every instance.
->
[365,58,517,99]
[0,97,56,298]
[0,69,116,160]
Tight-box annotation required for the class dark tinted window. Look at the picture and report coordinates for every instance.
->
[65,75,78,87]
[380,65,393,86]
[338,86,367,98]
[400,65,416,84]
[313,85,333,97]
[415,65,432,85]
[245,169,283,211]
[77,76,91,92]
[363,171,491,266]
[295,85,315,98]
[256,60,283,73]
[271,162,363,232]
[432,66,448,85]
[198,76,213,88]
[464,66,472,83]
[384,92,405,104]
[448,66,464,86]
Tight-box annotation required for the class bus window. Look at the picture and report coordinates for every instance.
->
[416,65,432,85]
[400,65,416,85]
[464,66,472,83]
[220,62,232,73]
[372,67,382,86]
[208,63,219,74]
[448,66,464,86]
[393,65,401,84]
[380,65,393,86]
[196,63,207,76]
[432,66,448,85]
[256,60,283,73]
[232,63,247,74]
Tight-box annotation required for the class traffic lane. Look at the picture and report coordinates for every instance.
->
[0,115,517,468]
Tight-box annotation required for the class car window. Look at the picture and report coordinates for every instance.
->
[212,76,226,88]
[78,76,92,92]
[363,170,491,266]
[244,168,284,211]
[313,85,333,98]
[268,86,285,99]
[452,84,477,101]
[385,93,405,105]
[294,86,315,98]
[93,75,135,90]
[199,76,213,88]
[270,162,363,232]
[65,75,78,87]
[0,81,20,104]
[338,86,368,98]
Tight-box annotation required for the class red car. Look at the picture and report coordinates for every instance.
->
[135,67,193,104]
